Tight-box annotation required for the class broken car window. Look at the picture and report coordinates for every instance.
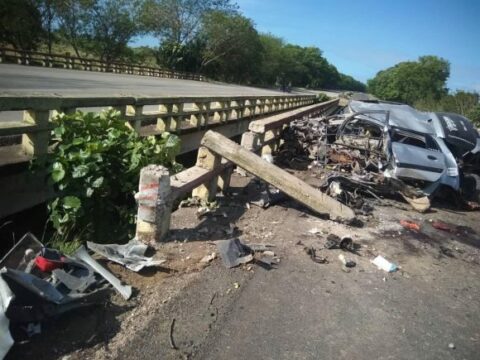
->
[391,129,439,151]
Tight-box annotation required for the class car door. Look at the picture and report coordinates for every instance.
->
[390,129,446,182]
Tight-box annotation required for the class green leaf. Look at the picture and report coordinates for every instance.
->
[51,162,65,182]
[63,196,81,210]
[92,177,104,188]
[72,165,89,178]
[86,188,94,197]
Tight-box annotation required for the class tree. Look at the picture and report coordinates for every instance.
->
[467,105,480,127]
[199,11,262,83]
[0,0,44,50]
[141,0,237,44]
[367,55,450,105]
[36,0,58,54]
[54,0,94,57]
[88,0,142,64]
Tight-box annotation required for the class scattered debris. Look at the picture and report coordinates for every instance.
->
[372,256,398,273]
[448,342,455,350]
[338,254,356,268]
[248,243,275,252]
[86,239,166,272]
[304,246,328,264]
[307,228,322,235]
[0,275,14,359]
[400,220,421,232]
[216,239,254,268]
[233,282,240,289]
[325,234,358,252]
[74,246,132,300]
[431,220,454,232]
[249,181,286,209]
[200,253,217,264]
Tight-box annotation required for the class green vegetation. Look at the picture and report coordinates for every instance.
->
[0,0,365,91]
[368,56,480,126]
[45,109,181,248]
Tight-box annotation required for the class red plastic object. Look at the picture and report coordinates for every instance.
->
[35,256,64,272]
[400,220,421,232]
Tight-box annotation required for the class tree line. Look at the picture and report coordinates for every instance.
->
[0,0,366,91]
[367,56,480,125]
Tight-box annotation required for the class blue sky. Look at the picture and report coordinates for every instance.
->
[237,0,479,91]
[134,0,480,91]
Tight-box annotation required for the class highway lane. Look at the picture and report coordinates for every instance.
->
[0,64,285,97]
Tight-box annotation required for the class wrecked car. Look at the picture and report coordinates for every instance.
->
[279,99,480,212]
[336,100,480,199]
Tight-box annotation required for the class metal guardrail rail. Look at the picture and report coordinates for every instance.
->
[0,47,206,81]
[0,94,318,218]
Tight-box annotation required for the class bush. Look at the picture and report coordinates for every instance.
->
[44,109,181,248]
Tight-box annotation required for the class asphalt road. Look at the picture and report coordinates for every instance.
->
[113,174,480,360]
[0,64,286,97]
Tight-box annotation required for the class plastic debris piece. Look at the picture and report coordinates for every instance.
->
[0,275,14,359]
[0,232,43,272]
[400,220,421,232]
[200,253,216,263]
[87,239,166,272]
[372,256,397,272]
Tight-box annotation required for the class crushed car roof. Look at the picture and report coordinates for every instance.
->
[348,100,436,135]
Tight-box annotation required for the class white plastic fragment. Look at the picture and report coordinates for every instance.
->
[0,275,14,359]
[200,253,216,263]
[371,255,397,272]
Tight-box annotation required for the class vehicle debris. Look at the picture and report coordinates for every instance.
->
[325,234,358,252]
[74,246,132,300]
[216,238,254,268]
[280,99,480,213]
[304,246,328,264]
[338,254,356,268]
[372,255,398,272]
[0,275,14,359]
[86,239,166,272]
[400,220,421,232]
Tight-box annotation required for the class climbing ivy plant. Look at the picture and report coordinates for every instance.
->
[45,109,181,246]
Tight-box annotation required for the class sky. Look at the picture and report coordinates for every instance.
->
[134,0,480,91]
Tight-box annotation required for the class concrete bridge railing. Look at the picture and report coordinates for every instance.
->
[0,47,206,81]
[0,94,318,218]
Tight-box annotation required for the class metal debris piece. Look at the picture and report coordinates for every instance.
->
[74,246,132,300]
[216,239,253,268]
[87,239,166,272]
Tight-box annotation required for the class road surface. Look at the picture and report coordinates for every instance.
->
[0,64,287,97]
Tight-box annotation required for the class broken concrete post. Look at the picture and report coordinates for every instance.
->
[218,165,233,194]
[201,131,356,221]
[192,146,221,202]
[135,165,171,245]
